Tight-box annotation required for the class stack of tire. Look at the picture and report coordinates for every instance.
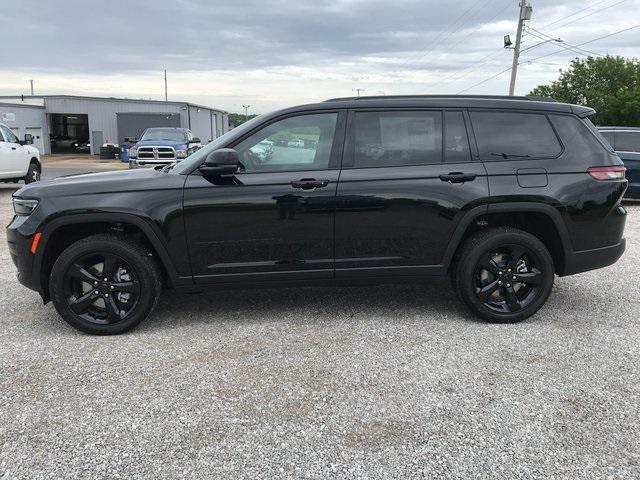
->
[99,144,119,159]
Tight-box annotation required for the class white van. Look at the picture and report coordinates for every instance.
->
[0,122,41,183]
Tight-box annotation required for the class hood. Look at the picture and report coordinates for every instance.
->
[134,139,187,148]
[14,167,184,200]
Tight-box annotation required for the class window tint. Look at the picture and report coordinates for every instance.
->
[615,132,640,152]
[234,113,338,173]
[549,115,609,155]
[445,111,472,163]
[0,125,18,143]
[470,111,561,159]
[351,111,442,167]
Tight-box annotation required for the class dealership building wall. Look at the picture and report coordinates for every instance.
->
[0,95,229,155]
[0,102,49,154]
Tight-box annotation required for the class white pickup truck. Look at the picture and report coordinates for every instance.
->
[0,122,41,184]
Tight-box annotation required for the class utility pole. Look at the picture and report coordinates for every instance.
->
[29,80,34,96]
[508,1,532,96]
[242,104,251,121]
[352,88,365,97]
[164,69,168,101]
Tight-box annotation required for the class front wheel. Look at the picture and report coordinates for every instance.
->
[453,227,555,323]
[24,162,41,183]
[50,234,162,334]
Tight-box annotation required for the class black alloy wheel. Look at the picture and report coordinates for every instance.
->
[63,252,140,325]
[50,234,161,334]
[474,244,544,314]
[453,227,555,323]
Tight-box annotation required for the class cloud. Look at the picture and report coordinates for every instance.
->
[1,0,638,112]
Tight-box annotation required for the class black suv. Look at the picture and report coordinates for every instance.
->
[7,95,627,334]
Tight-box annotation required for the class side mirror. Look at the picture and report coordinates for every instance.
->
[189,137,201,144]
[199,148,239,176]
[24,134,34,145]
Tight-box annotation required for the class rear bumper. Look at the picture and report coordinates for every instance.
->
[562,238,626,276]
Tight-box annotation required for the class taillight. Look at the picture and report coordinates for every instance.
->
[587,166,626,180]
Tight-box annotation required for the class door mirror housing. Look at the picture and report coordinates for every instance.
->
[23,134,34,145]
[199,148,240,176]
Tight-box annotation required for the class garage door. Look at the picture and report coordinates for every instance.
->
[26,127,44,154]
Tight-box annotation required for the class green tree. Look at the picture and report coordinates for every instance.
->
[529,56,640,126]
[229,112,259,128]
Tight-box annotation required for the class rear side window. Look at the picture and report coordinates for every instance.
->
[549,115,610,155]
[615,132,640,152]
[470,111,562,159]
[444,111,472,163]
[351,111,442,167]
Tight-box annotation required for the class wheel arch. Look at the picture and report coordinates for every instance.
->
[36,213,182,298]
[444,202,572,275]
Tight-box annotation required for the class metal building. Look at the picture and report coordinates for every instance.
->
[0,95,229,155]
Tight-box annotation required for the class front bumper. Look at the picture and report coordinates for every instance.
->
[6,217,41,293]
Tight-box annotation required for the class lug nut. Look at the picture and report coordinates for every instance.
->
[498,281,503,285]
[512,276,517,280]
[94,281,98,286]
[94,290,99,295]
[110,285,115,290]
[507,284,511,288]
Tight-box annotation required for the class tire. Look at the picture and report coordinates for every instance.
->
[49,234,162,335]
[452,227,555,323]
[24,162,41,184]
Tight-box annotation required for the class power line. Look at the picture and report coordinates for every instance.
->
[526,27,604,57]
[537,0,629,33]
[537,0,610,30]
[457,65,514,94]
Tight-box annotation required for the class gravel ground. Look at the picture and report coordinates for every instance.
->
[0,185,639,479]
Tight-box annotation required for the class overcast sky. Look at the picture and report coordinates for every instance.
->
[1,0,638,113]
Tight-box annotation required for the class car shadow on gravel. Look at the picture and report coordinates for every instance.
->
[138,283,473,333]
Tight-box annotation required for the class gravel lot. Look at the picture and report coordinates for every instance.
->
[1,185,639,479]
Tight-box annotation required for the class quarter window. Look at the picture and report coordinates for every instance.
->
[234,113,338,173]
[351,111,442,167]
[470,111,562,159]
[615,132,640,152]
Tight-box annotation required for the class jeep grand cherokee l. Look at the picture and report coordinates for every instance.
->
[7,95,627,335]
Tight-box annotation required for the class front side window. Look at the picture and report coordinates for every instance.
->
[234,113,338,173]
[0,125,18,143]
[470,111,562,159]
[351,111,442,168]
[615,132,640,152]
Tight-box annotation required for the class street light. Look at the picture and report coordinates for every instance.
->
[242,104,251,121]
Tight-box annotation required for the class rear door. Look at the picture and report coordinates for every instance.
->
[333,109,489,278]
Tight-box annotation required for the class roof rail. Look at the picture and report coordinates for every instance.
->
[324,94,557,102]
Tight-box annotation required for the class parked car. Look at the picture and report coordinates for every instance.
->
[0,122,41,184]
[597,126,640,199]
[73,141,91,153]
[8,95,628,335]
[51,135,78,151]
[127,127,201,168]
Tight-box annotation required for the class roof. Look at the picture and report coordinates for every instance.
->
[277,94,595,118]
[0,94,227,114]
[0,101,45,109]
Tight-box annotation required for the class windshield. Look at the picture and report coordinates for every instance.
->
[171,115,265,174]
[141,129,186,142]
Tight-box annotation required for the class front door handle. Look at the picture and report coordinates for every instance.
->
[291,178,329,190]
[439,172,477,183]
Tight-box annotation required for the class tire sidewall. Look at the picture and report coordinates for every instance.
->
[25,163,40,184]
[457,229,555,323]
[50,237,160,334]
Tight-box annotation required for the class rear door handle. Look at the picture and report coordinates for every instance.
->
[439,172,477,183]
[291,179,329,190]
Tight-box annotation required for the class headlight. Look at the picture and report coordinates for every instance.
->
[13,198,39,216]
[128,147,137,158]
[176,149,188,158]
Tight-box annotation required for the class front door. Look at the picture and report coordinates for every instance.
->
[183,111,345,284]
[334,109,489,277]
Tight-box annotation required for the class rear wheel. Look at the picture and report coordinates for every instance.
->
[24,162,41,183]
[453,227,554,323]
[50,234,161,334]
